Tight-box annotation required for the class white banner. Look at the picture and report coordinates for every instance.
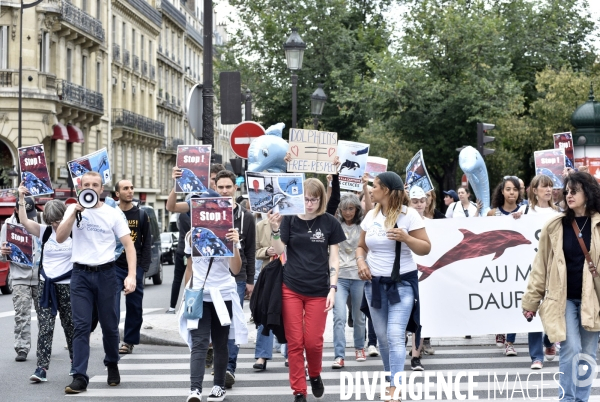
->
[414,214,552,337]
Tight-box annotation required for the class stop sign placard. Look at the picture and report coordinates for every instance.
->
[230,121,265,159]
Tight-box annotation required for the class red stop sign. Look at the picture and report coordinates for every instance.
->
[229,121,265,159]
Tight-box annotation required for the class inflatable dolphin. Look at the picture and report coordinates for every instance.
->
[459,146,490,215]
[248,123,288,173]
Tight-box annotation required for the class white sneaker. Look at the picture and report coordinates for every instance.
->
[367,345,379,357]
[207,385,226,401]
[187,389,202,402]
[531,360,543,370]
[504,344,518,356]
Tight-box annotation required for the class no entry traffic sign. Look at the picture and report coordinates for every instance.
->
[230,121,265,159]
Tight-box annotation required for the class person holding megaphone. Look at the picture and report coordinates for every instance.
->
[55,171,137,395]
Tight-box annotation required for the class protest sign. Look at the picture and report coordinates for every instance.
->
[68,148,111,190]
[5,223,33,267]
[586,157,600,183]
[18,144,53,196]
[364,157,388,181]
[553,132,574,169]
[533,148,565,188]
[414,214,549,337]
[405,149,433,192]
[337,141,369,191]
[176,145,211,193]
[190,197,234,258]
[286,128,338,174]
[246,172,305,215]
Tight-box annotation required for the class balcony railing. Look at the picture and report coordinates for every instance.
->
[57,79,104,114]
[112,44,120,62]
[112,109,165,137]
[123,49,130,67]
[161,136,184,151]
[60,1,105,43]
[133,55,139,72]
[150,65,155,80]
[142,61,148,77]
[0,71,13,87]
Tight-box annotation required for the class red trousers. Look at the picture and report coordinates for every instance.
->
[282,284,328,396]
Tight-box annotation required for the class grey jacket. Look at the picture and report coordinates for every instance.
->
[0,215,40,286]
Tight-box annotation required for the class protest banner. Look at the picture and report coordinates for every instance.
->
[533,148,566,188]
[337,141,369,191]
[553,132,574,169]
[405,149,434,192]
[246,172,305,215]
[364,156,388,181]
[5,223,33,267]
[586,157,600,183]
[414,214,549,337]
[68,148,111,190]
[286,128,338,174]
[190,197,234,258]
[175,145,211,193]
[18,144,53,196]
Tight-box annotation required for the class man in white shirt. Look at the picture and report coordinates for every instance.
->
[56,172,137,394]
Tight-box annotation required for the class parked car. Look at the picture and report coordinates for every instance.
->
[140,205,163,285]
[160,232,177,265]
[0,260,12,294]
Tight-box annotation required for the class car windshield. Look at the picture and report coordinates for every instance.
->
[160,233,172,243]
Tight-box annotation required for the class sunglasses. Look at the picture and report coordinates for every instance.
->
[563,189,580,197]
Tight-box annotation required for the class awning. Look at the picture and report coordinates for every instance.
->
[67,124,84,143]
[52,123,69,140]
[0,207,15,216]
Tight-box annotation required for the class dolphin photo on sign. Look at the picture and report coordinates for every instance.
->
[553,132,574,169]
[175,145,211,193]
[534,148,566,189]
[414,215,549,337]
[190,197,234,258]
[67,148,111,190]
[286,128,338,174]
[18,144,53,196]
[405,149,433,192]
[364,156,388,181]
[246,172,305,215]
[337,140,369,191]
[5,223,33,267]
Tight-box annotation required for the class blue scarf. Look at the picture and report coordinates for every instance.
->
[40,269,72,316]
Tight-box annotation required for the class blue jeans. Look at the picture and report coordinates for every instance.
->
[115,266,145,345]
[364,280,413,387]
[227,281,246,374]
[273,337,288,358]
[255,324,273,359]
[70,265,120,382]
[367,317,377,346]
[333,278,365,358]
[559,299,600,402]
[527,332,552,363]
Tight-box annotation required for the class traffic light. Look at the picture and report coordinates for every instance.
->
[477,122,495,157]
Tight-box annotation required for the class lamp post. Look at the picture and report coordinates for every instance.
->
[283,28,306,129]
[310,83,327,130]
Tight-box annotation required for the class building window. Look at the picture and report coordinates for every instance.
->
[66,48,72,82]
[121,144,125,173]
[132,29,136,56]
[141,34,144,62]
[96,62,101,92]
[149,41,152,62]
[82,55,87,87]
[96,130,101,150]
[39,32,50,72]
[112,16,116,44]
[82,0,87,13]
[141,149,145,178]
[0,26,7,69]
[96,0,101,20]
[158,66,162,89]
[122,22,126,50]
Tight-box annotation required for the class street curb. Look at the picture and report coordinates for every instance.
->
[119,327,188,347]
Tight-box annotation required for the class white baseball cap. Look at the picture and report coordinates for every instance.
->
[409,186,426,199]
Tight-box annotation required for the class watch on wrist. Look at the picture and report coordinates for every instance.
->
[330,285,337,291]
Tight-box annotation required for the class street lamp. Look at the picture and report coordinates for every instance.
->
[310,83,327,130]
[283,27,306,129]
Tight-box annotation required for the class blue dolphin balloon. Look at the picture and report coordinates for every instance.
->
[459,146,491,215]
[247,123,288,173]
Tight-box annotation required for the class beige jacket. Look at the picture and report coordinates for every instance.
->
[522,213,600,343]
[255,218,273,269]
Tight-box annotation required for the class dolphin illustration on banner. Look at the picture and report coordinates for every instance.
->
[417,229,531,281]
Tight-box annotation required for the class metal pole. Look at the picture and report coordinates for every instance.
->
[313,116,318,130]
[202,0,213,148]
[291,73,297,128]
[245,89,252,121]
[18,0,23,150]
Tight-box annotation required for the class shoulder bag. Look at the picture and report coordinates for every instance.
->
[571,220,599,278]
[183,257,215,319]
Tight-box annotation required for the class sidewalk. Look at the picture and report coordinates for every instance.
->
[122,302,531,349]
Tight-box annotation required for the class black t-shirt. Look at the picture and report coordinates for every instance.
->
[116,206,151,271]
[563,216,591,300]
[280,213,346,297]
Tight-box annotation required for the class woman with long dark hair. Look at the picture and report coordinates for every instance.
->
[523,171,600,400]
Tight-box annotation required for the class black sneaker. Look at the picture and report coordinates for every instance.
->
[294,393,307,402]
[411,356,424,371]
[309,375,325,399]
[207,385,226,401]
[205,347,214,368]
[106,363,120,386]
[65,376,87,394]
[15,351,27,362]
[224,370,235,388]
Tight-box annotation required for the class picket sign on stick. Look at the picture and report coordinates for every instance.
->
[286,128,338,174]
